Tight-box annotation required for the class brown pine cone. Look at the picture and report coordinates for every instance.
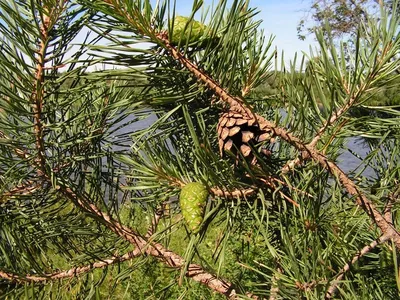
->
[217,108,274,161]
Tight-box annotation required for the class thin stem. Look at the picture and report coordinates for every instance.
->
[210,187,256,198]
[152,31,400,246]
[325,235,390,299]
[57,184,250,298]
[308,82,357,149]
[145,204,165,238]
[31,7,51,174]
[1,181,41,203]
[0,249,141,283]
[269,267,282,300]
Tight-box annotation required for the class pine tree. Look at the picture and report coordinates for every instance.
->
[0,0,400,299]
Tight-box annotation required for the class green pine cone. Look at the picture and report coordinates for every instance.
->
[171,16,206,46]
[179,182,209,233]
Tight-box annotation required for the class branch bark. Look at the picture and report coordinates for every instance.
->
[56,184,251,298]
[269,266,282,300]
[325,235,390,299]
[154,32,400,250]
[0,181,41,203]
[31,7,51,173]
[0,249,141,283]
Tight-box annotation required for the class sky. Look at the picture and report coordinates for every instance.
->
[72,0,319,70]
[253,0,318,64]
[167,0,319,67]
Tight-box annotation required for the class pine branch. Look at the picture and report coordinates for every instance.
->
[31,6,51,174]
[0,161,250,297]
[325,234,390,299]
[0,249,142,283]
[154,29,400,249]
[210,187,256,198]
[2,120,251,295]
[260,122,400,247]
[3,1,399,297]
[56,184,253,298]
[269,266,282,300]
[0,181,41,203]
[145,203,165,238]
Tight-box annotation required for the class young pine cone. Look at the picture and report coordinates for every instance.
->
[217,110,273,160]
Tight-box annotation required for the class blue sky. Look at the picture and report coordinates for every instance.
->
[168,0,319,66]
[76,0,318,70]
[253,0,318,63]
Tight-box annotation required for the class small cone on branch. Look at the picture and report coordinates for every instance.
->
[217,107,274,161]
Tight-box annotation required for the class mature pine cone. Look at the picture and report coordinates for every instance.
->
[217,107,274,161]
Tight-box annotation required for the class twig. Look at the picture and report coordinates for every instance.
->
[271,176,314,198]
[154,27,400,249]
[281,156,303,174]
[1,181,41,203]
[282,101,353,174]
[269,267,282,300]
[57,184,253,299]
[145,203,166,238]
[31,6,51,174]
[210,187,256,198]
[308,95,355,149]
[0,249,141,283]
[210,181,300,207]
[325,234,390,299]
[385,183,400,223]
[258,177,300,207]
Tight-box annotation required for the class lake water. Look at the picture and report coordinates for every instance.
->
[112,112,375,179]
[337,137,375,179]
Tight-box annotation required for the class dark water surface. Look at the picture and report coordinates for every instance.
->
[337,137,375,179]
[113,113,374,179]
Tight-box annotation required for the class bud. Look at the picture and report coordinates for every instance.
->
[179,182,208,233]
[171,16,216,47]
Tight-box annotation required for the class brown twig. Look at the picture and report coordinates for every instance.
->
[153,27,400,248]
[325,235,390,299]
[308,94,355,149]
[1,181,41,203]
[0,249,141,283]
[271,177,314,198]
[31,7,51,174]
[211,180,300,207]
[258,177,300,207]
[210,187,256,198]
[145,203,166,238]
[56,184,252,298]
[269,266,283,300]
